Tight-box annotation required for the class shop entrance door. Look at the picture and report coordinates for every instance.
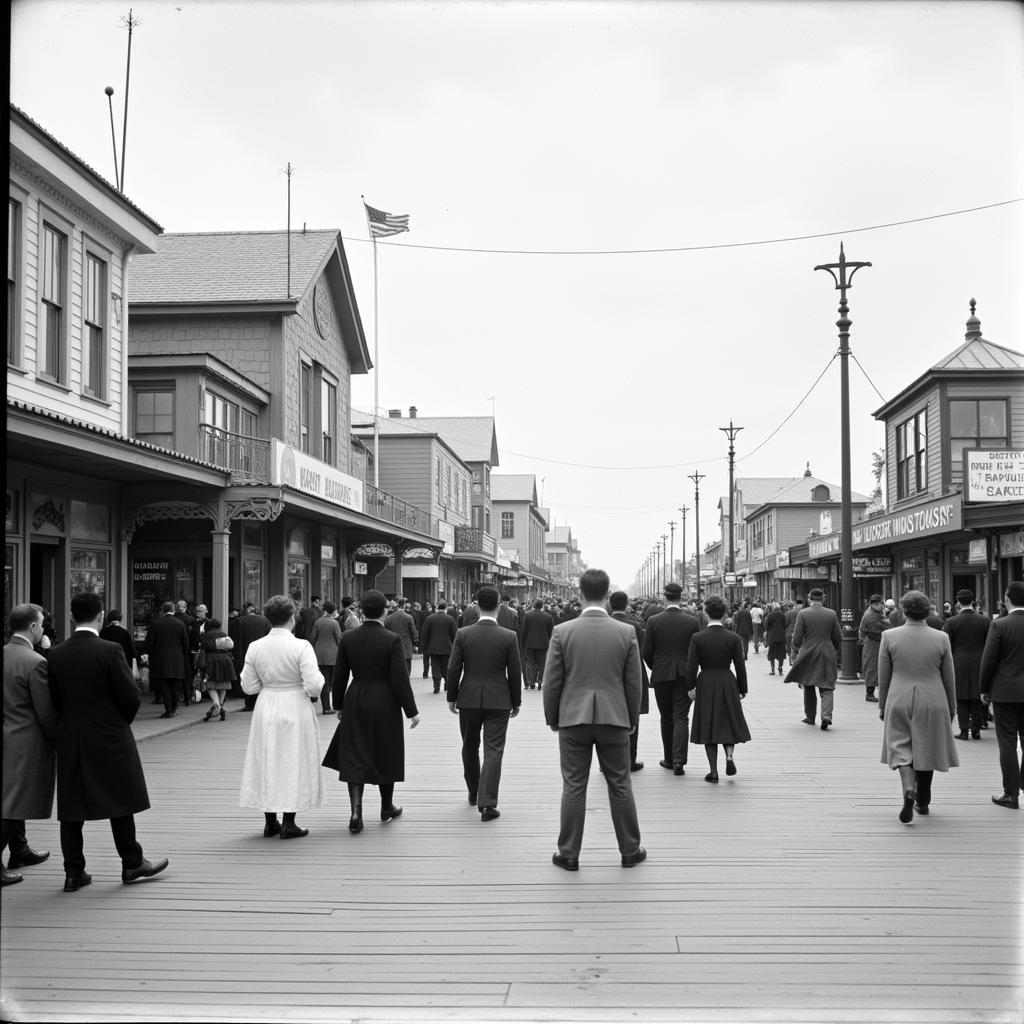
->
[29,539,60,615]
[951,572,984,609]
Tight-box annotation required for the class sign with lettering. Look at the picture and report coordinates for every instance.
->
[271,440,363,514]
[999,531,1024,558]
[964,449,1024,502]
[776,549,790,568]
[809,533,841,559]
[852,556,893,576]
[437,521,455,556]
[852,497,962,549]
[968,538,988,566]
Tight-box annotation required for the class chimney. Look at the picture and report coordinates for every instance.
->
[409,405,418,418]
[388,409,402,418]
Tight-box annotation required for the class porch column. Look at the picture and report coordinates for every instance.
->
[211,527,231,621]
[393,538,404,598]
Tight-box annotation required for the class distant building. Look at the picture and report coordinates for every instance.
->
[491,474,550,597]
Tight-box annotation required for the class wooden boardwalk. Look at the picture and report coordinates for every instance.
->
[2,652,1021,1023]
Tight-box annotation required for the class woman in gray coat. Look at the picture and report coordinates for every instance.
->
[878,590,959,824]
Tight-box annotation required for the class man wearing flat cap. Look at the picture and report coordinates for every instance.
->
[857,595,890,703]
[944,590,991,741]
[784,588,841,730]
[641,582,701,773]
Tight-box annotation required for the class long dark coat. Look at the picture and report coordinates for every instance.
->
[784,604,841,689]
[612,611,650,714]
[47,631,150,821]
[146,612,191,681]
[323,622,418,785]
[943,610,991,700]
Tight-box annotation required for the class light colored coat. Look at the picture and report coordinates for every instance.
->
[2,637,58,819]
[878,620,959,772]
[542,609,643,731]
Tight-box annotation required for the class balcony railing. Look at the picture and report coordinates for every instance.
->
[199,424,271,483]
[365,483,433,535]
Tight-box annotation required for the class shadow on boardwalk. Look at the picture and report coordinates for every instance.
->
[2,654,1021,1023]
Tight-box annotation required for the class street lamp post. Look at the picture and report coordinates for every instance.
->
[655,541,662,593]
[719,421,743,609]
[679,506,688,597]
[668,521,676,583]
[688,472,705,604]
[815,242,871,681]
[661,533,669,590]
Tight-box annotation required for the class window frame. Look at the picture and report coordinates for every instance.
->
[7,188,26,368]
[38,207,72,385]
[947,398,1009,480]
[82,240,110,400]
[895,408,928,500]
[321,375,337,466]
[299,357,312,453]
[501,511,515,540]
[132,385,176,447]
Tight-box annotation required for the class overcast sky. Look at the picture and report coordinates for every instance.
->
[12,0,1024,589]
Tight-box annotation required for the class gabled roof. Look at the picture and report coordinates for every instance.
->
[491,474,538,503]
[373,416,499,465]
[746,475,870,518]
[734,477,798,509]
[547,526,572,544]
[350,418,468,470]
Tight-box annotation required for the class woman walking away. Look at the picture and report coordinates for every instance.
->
[309,602,342,714]
[878,590,959,824]
[239,596,324,839]
[199,617,236,721]
[762,602,788,676]
[687,595,750,782]
[322,590,420,834]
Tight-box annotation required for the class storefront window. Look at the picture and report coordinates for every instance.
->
[287,561,308,603]
[69,548,107,603]
[288,528,310,557]
[243,558,263,609]
[949,399,1008,484]
[321,532,338,605]
[70,500,110,542]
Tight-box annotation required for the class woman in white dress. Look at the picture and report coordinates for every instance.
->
[239,595,324,838]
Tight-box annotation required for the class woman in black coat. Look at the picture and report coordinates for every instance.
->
[199,618,237,721]
[762,603,788,676]
[99,610,138,676]
[322,590,419,833]
[687,595,750,782]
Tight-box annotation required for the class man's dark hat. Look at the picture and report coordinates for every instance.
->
[869,594,884,604]
[361,590,387,616]
[664,582,682,599]
[955,589,975,604]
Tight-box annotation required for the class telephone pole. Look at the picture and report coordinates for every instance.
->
[720,421,743,608]
[668,521,676,584]
[687,472,705,603]
[679,506,688,597]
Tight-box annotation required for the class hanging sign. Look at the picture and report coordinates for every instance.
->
[964,449,1024,502]
[271,440,363,513]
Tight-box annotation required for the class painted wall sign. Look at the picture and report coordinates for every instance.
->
[271,440,363,514]
[852,497,962,549]
[852,556,893,576]
[968,538,989,566]
[809,533,841,559]
[964,449,1024,502]
[999,531,1024,558]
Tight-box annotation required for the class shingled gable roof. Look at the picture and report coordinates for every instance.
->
[746,475,870,517]
[490,474,539,503]
[128,229,371,372]
[358,416,500,466]
[717,477,797,516]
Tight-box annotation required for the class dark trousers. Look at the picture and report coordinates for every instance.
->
[557,724,641,858]
[992,701,1024,797]
[244,691,259,711]
[652,678,691,766]
[59,815,143,876]
[405,658,413,677]
[319,664,335,712]
[152,676,182,715]
[738,635,751,659]
[629,723,641,766]
[422,648,430,677]
[956,698,984,735]
[803,684,835,722]
[525,648,547,687]
[915,769,934,807]
[429,654,448,691]
[1,818,30,858]
[459,708,511,808]
[753,625,763,651]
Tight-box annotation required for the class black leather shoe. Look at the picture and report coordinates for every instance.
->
[621,848,647,868]
[955,731,970,740]
[468,791,477,805]
[630,761,644,772]
[348,815,364,834]
[725,759,737,777]
[64,871,92,892]
[480,806,500,821]
[1,867,23,887]
[8,847,50,869]
[820,720,831,731]
[971,731,981,740]
[704,772,719,783]
[899,790,915,824]
[914,803,930,814]
[158,712,176,719]
[673,765,685,776]
[122,857,169,883]
[552,853,579,872]
[381,805,403,822]
[992,793,1020,809]
[865,693,879,702]
[263,819,281,838]
[659,759,674,769]
[279,824,308,840]
[801,718,815,725]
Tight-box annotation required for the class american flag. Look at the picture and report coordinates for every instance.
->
[364,203,410,238]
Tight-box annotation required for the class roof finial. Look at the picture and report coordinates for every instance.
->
[965,297,982,340]
[804,462,812,477]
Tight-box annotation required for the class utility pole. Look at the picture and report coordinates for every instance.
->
[655,541,662,594]
[661,534,669,590]
[687,472,705,604]
[720,421,743,609]
[668,521,676,584]
[679,506,688,597]
[815,242,872,680]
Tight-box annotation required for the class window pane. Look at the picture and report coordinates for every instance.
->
[155,392,174,416]
[949,401,977,437]
[979,401,1006,438]
[7,200,15,281]
[87,324,104,395]
[70,501,110,542]
[950,438,972,466]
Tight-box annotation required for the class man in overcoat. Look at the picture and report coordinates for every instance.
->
[944,589,991,740]
[732,603,754,660]
[979,581,1024,809]
[236,602,272,709]
[420,601,458,694]
[146,601,191,719]
[446,587,522,819]
[610,591,649,772]
[47,593,168,891]
[520,599,555,690]
[2,603,57,886]
[384,599,419,676]
[784,587,841,730]
[857,594,890,702]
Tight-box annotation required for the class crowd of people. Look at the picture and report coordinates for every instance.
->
[2,577,1021,888]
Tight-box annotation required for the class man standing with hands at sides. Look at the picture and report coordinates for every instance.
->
[385,598,419,677]
[146,601,191,719]
[858,595,890,702]
[2,604,57,886]
[446,587,522,820]
[785,587,841,730]
[980,581,1024,809]
[641,582,701,776]
[47,594,168,892]
[944,590,991,741]
[520,599,554,690]
[421,600,458,694]
[544,569,645,871]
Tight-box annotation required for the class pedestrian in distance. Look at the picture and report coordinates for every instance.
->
[99,609,140,682]
[979,580,1024,810]
[309,601,343,714]
[446,586,522,820]
[878,590,959,824]
[239,595,324,840]
[420,600,458,694]
[419,600,434,678]
[322,590,420,834]
[857,595,890,703]
[784,588,841,730]
[687,595,750,782]
[198,617,236,722]
[749,601,764,654]
[762,602,788,676]
[145,601,191,719]
[236,602,272,711]
[733,603,754,660]
[943,590,991,741]
[520,598,554,690]
[543,569,645,871]
[384,598,419,677]
[784,599,802,665]
[47,593,168,891]
[2,603,57,887]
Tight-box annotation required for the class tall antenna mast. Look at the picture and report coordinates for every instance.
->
[117,8,141,192]
[285,163,293,297]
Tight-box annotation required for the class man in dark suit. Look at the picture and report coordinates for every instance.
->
[385,599,419,676]
[296,595,323,642]
[520,599,554,690]
[543,569,644,871]
[446,587,522,820]
[944,589,991,740]
[460,601,480,627]
[47,593,168,892]
[420,601,458,694]
[610,591,649,772]
[980,581,1024,809]
[784,587,842,730]
[145,601,191,718]
[496,593,518,631]
[236,602,272,710]
[732,602,754,660]
[641,582,701,775]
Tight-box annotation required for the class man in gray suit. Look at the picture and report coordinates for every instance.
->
[784,587,842,730]
[446,587,522,820]
[2,603,57,886]
[543,569,645,871]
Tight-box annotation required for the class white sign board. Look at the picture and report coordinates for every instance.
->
[271,440,363,513]
[964,449,1024,502]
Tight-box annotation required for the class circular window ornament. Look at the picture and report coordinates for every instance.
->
[313,280,333,338]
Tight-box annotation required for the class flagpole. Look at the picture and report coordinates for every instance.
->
[372,233,380,490]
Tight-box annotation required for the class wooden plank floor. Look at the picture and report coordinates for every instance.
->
[2,652,1021,1023]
